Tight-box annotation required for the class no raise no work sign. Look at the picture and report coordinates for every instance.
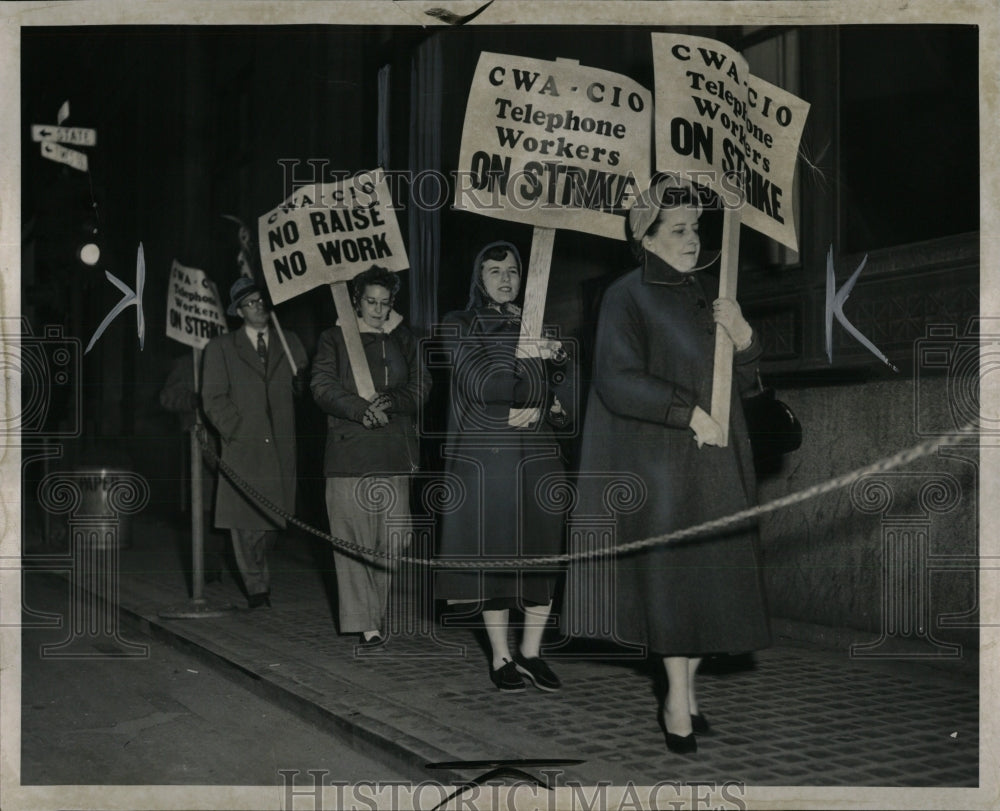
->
[257,171,409,306]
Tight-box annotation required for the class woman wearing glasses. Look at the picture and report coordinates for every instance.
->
[311,265,430,645]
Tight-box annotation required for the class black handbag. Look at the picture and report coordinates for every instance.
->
[742,374,802,470]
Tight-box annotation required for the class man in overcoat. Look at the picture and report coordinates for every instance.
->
[201,278,308,608]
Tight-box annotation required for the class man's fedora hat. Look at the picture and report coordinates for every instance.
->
[227,276,262,316]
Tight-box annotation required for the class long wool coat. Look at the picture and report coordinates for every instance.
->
[435,308,576,605]
[310,312,428,477]
[201,327,308,531]
[571,254,771,656]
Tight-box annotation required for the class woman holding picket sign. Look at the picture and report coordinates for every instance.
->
[574,175,770,754]
[311,265,430,645]
[436,241,575,692]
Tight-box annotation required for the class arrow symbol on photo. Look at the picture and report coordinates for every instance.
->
[825,245,899,372]
[85,242,147,354]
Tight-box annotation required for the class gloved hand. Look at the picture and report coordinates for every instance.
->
[292,370,310,398]
[362,402,390,429]
[369,392,393,413]
[547,395,569,428]
[689,405,724,448]
[192,422,209,450]
[538,339,567,362]
[712,298,753,350]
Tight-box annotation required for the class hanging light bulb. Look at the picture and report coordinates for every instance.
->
[77,199,101,266]
[78,242,100,266]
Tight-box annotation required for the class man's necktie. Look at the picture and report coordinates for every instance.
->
[257,331,267,365]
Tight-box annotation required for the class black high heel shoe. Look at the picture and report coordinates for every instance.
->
[658,713,698,754]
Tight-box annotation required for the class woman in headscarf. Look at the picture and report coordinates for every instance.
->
[574,176,770,753]
[436,241,575,692]
[311,265,430,645]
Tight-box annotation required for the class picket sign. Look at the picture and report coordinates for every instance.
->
[650,33,809,447]
[709,204,743,447]
[253,170,409,401]
[329,281,377,401]
[220,213,301,376]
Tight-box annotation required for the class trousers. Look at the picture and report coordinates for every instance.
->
[325,476,410,634]
[229,528,278,596]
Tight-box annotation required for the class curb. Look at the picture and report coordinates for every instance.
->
[42,569,467,785]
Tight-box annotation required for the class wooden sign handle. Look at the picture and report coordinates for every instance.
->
[509,226,555,426]
[516,226,555,355]
[268,311,298,376]
[330,281,377,401]
[709,205,742,447]
[190,347,205,600]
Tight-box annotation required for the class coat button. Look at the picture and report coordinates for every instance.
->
[265,438,270,443]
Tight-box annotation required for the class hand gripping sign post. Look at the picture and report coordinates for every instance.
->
[160,261,233,618]
[257,170,409,399]
[454,52,652,423]
[651,33,809,445]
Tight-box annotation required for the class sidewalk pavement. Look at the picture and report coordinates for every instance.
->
[67,515,979,788]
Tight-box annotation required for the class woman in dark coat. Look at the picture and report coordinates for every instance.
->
[311,266,429,644]
[574,177,770,753]
[436,241,575,692]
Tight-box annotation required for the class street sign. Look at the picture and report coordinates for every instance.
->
[40,141,88,172]
[31,125,97,147]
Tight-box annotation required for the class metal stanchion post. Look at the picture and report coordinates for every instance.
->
[159,347,234,619]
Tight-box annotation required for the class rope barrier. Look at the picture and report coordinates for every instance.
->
[195,421,980,569]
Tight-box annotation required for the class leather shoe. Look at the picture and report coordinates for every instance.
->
[247,592,271,609]
[658,713,698,755]
[665,731,697,754]
[512,652,562,691]
[489,659,526,691]
[691,713,711,735]
[359,632,384,648]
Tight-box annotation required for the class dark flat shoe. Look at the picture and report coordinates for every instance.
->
[691,713,711,735]
[247,592,270,609]
[513,652,562,692]
[359,632,384,648]
[490,659,526,691]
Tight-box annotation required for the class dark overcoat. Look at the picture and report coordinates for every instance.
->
[435,308,576,605]
[201,327,308,531]
[571,254,771,656]
[310,312,428,476]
